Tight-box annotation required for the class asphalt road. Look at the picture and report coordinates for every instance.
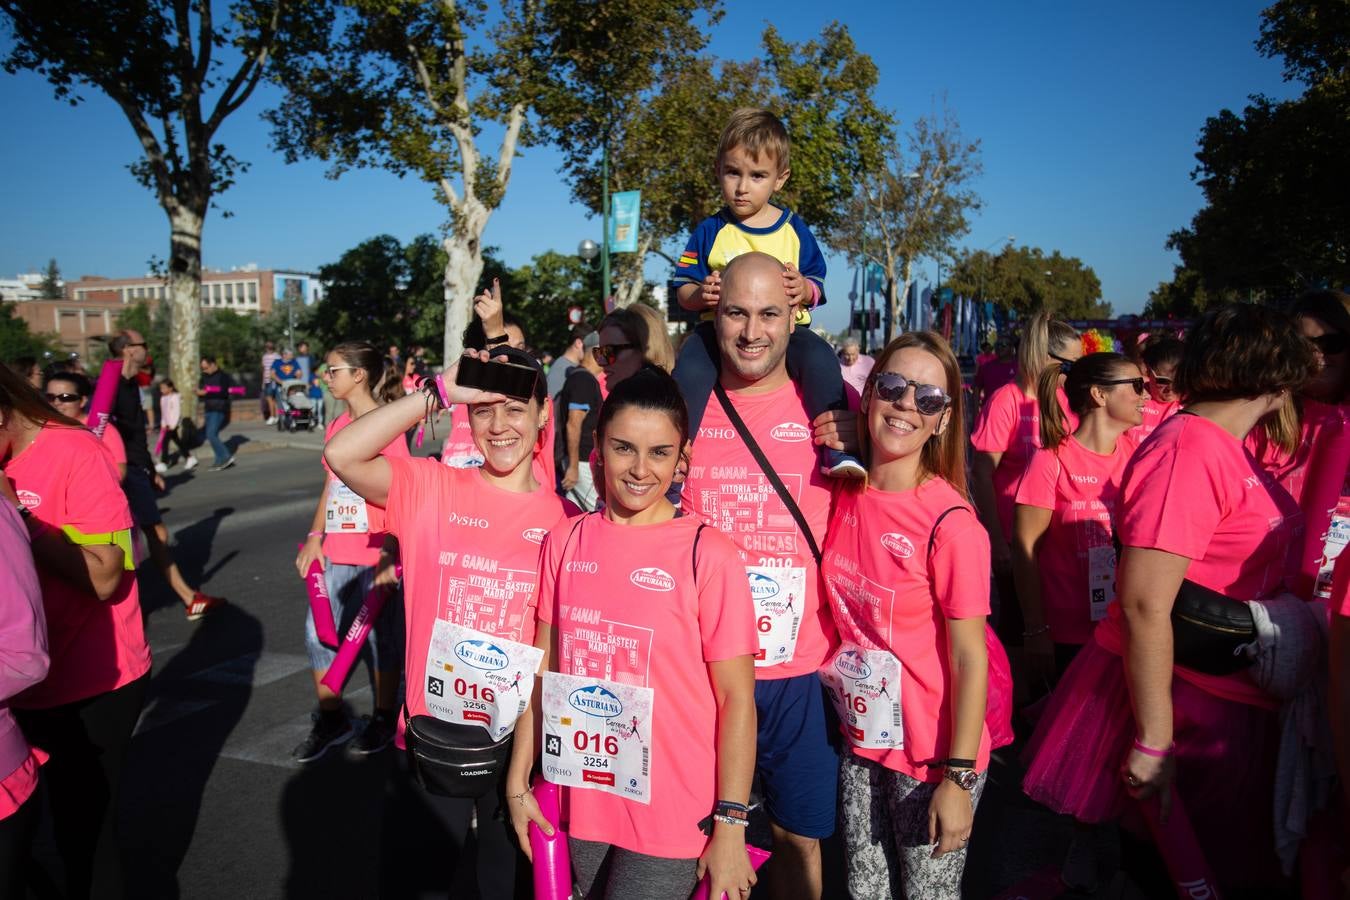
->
[22,433,1148,899]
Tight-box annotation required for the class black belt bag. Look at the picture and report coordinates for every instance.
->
[1171,579,1256,675]
[402,707,513,799]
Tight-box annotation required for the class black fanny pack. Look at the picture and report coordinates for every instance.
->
[402,707,513,799]
[1171,579,1256,675]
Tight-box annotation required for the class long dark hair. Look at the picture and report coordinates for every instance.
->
[595,364,689,448]
[1,363,83,429]
[331,341,403,405]
[1037,352,1133,449]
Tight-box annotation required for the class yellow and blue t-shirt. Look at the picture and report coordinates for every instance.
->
[673,207,826,323]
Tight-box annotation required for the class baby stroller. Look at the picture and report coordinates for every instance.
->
[277,380,317,432]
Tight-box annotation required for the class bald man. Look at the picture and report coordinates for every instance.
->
[675,252,847,900]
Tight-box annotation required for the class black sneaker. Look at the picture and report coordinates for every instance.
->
[348,710,396,756]
[291,711,354,763]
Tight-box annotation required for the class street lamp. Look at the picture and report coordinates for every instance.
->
[577,239,600,264]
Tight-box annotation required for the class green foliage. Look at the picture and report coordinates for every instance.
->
[1142,265,1242,319]
[0,302,59,362]
[1162,1,1349,309]
[497,250,603,354]
[39,258,61,299]
[947,244,1109,319]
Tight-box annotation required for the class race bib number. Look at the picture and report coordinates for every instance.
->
[325,478,369,533]
[1086,545,1117,622]
[747,565,805,667]
[819,643,903,750]
[1314,511,1350,599]
[541,671,654,805]
[423,621,543,740]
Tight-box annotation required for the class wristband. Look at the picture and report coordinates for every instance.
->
[946,757,977,769]
[1132,738,1174,758]
[485,333,509,347]
[808,280,822,309]
[306,531,324,538]
[713,800,750,826]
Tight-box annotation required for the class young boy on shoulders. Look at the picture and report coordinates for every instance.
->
[672,107,863,478]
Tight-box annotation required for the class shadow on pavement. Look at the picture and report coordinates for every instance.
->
[120,602,263,899]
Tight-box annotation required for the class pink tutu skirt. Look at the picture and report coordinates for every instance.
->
[1021,639,1282,888]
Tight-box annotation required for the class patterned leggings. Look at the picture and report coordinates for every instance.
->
[838,754,986,900]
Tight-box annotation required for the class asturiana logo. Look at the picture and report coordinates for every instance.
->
[521,527,547,544]
[16,490,40,510]
[568,685,623,718]
[835,650,872,681]
[455,640,509,671]
[630,567,675,592]
[747,571,780,600]
[880,532,915,559]
[770,422,811,443]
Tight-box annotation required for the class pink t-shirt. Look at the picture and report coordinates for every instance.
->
[537,513,757,858]
[680,380,837,679]
[970,382,1077,536]
[822,481,992,781]
[1110,413,1302,707]
[6,426,151,709]
[1247,399,1350,598]
[321,412,410,567]
[1015,435,1136,645]
[383,461,569,746]
[100,421,126,467]
[1127,396,1179,443]
[440,401,558,488]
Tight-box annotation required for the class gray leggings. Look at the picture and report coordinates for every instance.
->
[838,753,986,900]
[568,836,699,900]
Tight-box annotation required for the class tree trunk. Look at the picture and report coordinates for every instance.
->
[615,234,653,309]
[897,258,913,338]
[166,204,204,420]
[442,210,487,362]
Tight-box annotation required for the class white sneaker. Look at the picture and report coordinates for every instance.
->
[265,416,277,425]
[184,455,200,471]
[154,462,169,475]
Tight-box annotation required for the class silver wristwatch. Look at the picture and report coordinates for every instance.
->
[943,766,979,791]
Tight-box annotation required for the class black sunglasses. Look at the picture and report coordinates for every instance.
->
[1096,377,1146,395]
[592,343,637,365]
[1311,333,1350,355]
[1151,376,1174,387]
[871,372,951,416]
[45,392,83,404]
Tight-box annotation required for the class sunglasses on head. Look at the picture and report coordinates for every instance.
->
[871,372,951,416]
[1096,377,1146,395]
[1311,333,1350,355]
[45,392,83,404]
[592,343,636,366]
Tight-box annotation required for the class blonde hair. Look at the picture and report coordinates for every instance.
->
[1017,311,1079,392]
[859,332,968,499]
[599,304,675,374]
[716,108,791,173]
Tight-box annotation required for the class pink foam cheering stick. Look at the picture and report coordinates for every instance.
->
[530,776,573,900]
[297,543,339,649]
[319,569,399,695]
[690,846,771,900]
[86,359,122,438]
[153,429,167,458]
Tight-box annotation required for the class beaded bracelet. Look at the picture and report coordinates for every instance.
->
[306,531,323,538]
[1131,738,1174,758]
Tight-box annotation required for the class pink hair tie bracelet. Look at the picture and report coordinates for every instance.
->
[1132,738,1174,758]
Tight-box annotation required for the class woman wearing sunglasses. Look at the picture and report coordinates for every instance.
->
[595,303,676,384]
[1012,353,1145,688]
[1022,304,1314,896]
[1131,337,1184,441]
[970,312,1081,659]
[293,342,408,762]
[40,371,127,480]
[820,333,991,898]
[1247,290,1350,600]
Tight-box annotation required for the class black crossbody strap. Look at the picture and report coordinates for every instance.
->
[928,506,969,558]
[712,382,822,567]
[692,522,707,584]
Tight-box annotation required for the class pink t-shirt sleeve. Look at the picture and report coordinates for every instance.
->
[100,425,126,467]
[535,524,570,627]
[929,509,991,619]
[64,441,133,538]
[694,531,758,663]
[1015,448,1059,510]
[1119,443,1223,560]
[971,386,1018,454]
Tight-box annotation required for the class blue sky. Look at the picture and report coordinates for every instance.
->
[0,1,1296,337]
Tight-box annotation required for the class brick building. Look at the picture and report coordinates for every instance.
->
[6,267,323,358]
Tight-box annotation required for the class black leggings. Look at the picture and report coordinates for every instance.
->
[0,780,41,900]
[379,755,521,899]
[15,674,148,900]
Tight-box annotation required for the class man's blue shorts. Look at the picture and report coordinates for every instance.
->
[754,672,840,839]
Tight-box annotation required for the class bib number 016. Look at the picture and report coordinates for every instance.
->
[454,678,495,704]
[573,731,619,756]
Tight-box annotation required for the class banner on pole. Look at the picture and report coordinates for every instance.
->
[609,191,641,253]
